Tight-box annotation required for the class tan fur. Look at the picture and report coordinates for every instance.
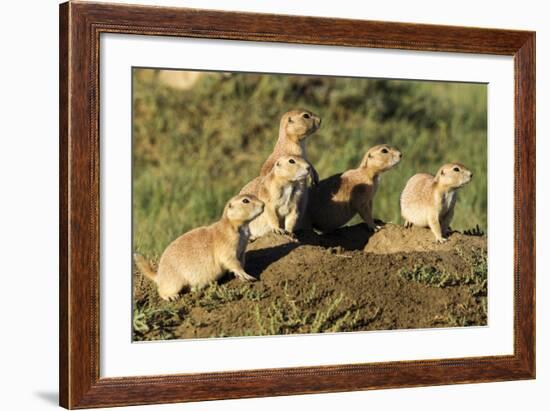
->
[260,109,321,179]
[400,163,473,243]
[309,144,402,233]
[239,176,261,196]
[240,155,311,240]
[134,254,156,281]
[256,109,321,230]
[241,109,321,208]
[134,194,264,301]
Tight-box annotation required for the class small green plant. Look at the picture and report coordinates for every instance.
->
[399,247,488,297]
[245,287,269,301]
[132,300,185,340]
[310,293,345,333]
[455,247,488,296]
[444,302,487,327]
[398,265,459,288]
[198,282,268,311]
[253,282,303,335]
[253,282,376,335]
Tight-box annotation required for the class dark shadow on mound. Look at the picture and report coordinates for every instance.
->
[245,241,301,279]
[243,223,379,279]
[297,222,378,251]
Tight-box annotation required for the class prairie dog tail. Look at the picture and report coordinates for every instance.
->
[133,253,157,282]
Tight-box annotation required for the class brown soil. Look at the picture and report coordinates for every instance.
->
[133,223,487,341]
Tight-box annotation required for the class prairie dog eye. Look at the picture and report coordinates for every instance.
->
[381,148,389,154]
[302,113,310,119]
[289,158,296,164]
[242,198,250,204]
[453,167,460,172]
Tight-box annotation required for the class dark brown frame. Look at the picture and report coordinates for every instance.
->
[59,1,536,409]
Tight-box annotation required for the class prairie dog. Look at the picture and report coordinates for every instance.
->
[260,109,321,180]
[309,144,402,233]
[400,163,473,243]
[241,155,311,240]
[134,194,264,301]
[256,109,321,230]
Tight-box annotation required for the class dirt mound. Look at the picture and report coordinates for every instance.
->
[133,224,487,341]
[364,223,486,254]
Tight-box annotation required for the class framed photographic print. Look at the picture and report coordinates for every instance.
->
[59,1,535,408]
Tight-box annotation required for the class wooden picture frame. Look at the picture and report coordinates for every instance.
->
[59,1,535,408]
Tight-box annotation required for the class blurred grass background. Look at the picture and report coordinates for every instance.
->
[133,69,487,259]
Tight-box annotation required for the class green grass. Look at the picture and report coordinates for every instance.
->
[198,283,269,312]
[133,281,270,341]
[398,247,488,328]
[398,247,487,295]
[398,265,459,288]
[133,69,487,258]
[455,246,488,297]
[133,300,186,340]
[250,282,379,336]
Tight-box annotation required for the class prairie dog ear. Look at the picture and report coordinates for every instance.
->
[368,153,373,158]
[288,116,293,123]
[441,170,445,176]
